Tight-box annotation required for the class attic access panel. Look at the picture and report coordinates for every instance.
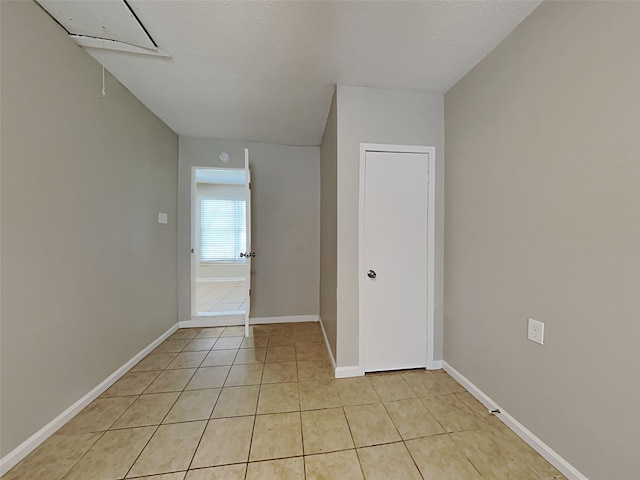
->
[36,0,156,49]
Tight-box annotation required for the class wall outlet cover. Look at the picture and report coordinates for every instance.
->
[528,318,544,345]
[158,212,168,224]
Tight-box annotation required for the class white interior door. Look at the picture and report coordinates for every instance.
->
[362,149,429,372]
[243,148,252,336]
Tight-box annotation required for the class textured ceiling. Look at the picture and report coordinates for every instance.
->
[77,1,541,145]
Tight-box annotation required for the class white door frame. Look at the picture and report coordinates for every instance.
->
[190,165,247,321]
[190,166,198,317]
[358,143,437,374]
[243,148,251,337]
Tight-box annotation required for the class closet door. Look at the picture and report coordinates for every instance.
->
[362,149,429,371]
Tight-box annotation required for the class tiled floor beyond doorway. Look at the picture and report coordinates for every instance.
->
[195,280,246,314]
[2,323,566,480]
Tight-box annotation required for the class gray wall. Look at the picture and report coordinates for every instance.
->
[319,92,338,359]
[178,137,320,320]
[335,85,444,368]
[0,1,178,457]
[444,2,640,479]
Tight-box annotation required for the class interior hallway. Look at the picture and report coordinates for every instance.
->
[2,323,565,480]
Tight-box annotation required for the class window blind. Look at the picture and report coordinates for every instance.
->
[199,198,246,262]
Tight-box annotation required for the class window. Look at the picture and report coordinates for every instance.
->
[199,198,246,263]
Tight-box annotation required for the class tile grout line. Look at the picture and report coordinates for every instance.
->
[298,379,307,480]
[184,417,213,474]
[125,327,207,478]
[68,332,197,478]
[244,397,259,477]
[339,403,368,479]
[13,324,548,480]
[122,423,162,479]
[56,430,107,480]
[172,326,234,477]
[124,327,202,479]
[186,334,246,474]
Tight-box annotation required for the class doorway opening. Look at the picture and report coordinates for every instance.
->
[190,166,249,322]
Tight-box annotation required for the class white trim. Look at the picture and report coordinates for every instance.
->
[71,35,171,57]
[317,315,359,379]
[190,165,249,320]
[180,315,319,329]
[442,361,588,480]
[358,143,437,374]
[425,146,437,370]
[249,315,319,325]
[193,311,245,317]
[430,360,443,370]
[190,166,197,317]
[180,314,244,328]
[0,323,179,476]
[335,366,360,378]
[196,277,245,283]
[244,148,252,338]
[318,315,337,373]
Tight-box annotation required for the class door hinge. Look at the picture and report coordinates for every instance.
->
[249,289,251,297]
[191,248,194,253]
[249,182,252,190]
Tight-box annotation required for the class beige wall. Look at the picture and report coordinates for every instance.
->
[195,183,247,280]
[178,137,320,319]
[444,2,640,478]
[319,91,338,358]
[0,0,178,457]
[335,85,444,368]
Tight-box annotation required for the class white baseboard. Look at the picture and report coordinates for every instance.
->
[193,311,245,317]
[179,314,319,329]
[0,323,179,477]
[335,366,361,378]
[315,313,439,378]
[442,361,588,480]
[318,316,337,373]
[317,316,360,379]
[429,360,443,370]
[181,313,244,328]
[196,277,245,283]
[249,315,318,325]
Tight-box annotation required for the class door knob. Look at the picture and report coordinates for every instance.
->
[367,270,377,279]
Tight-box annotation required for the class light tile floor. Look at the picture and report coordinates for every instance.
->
[2,323,566,480]
[195,281,246,314]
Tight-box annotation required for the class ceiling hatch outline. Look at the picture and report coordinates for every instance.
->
[35,0,170,57]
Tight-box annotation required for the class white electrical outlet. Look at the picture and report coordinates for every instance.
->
[528,318,544,345]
